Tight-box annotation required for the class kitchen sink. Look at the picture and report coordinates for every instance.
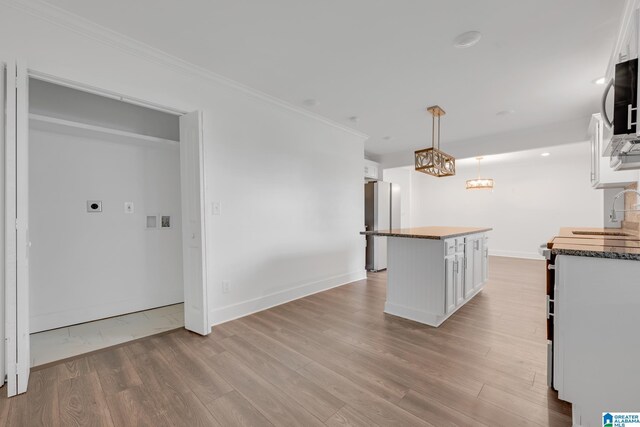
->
[572,231,632,237]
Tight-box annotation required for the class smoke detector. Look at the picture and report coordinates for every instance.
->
[453,31,482,48]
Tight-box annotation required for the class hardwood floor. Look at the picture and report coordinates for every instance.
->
[0,256,571,426]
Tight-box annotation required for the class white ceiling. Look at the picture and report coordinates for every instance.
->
[43,0,622,156]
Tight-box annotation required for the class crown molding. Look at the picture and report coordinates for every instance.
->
[1,0,369,140]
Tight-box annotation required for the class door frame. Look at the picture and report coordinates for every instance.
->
[4,67,211,395]
[4,60,20,396]
[0,62,7,393]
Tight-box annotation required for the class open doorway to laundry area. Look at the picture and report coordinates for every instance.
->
[28,78,185,366]
[2,64,210,396]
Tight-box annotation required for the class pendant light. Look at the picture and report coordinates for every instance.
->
[415,105,456,177]
[466,157,494,190]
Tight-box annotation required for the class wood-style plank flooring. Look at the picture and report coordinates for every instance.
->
[0,256,571,426]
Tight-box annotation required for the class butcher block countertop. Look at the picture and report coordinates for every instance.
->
[549,227,640,260]
[361,226,492,240]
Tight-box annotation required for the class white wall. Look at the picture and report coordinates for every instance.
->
[29,129,183,331]
[0,3,366,328]
[385,142,604,259]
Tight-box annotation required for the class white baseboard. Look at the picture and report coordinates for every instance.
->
[489,249,543,260]
[30,289,184,333]
[385,284,484,327]
[384,301,442,327]
[209,270,367,326]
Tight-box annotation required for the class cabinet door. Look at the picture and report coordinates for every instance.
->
[464,239,474,298]
[455,253,465,305]
[445,256,456,314]
[473,238,483,290]
[482,237,489,283]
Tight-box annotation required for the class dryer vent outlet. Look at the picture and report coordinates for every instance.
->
[87,200,102,213]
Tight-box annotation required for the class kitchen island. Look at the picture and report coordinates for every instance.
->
[362,226,492,327]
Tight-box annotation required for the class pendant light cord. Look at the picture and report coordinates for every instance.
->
[432,114,436,149]
[437,115,441,150]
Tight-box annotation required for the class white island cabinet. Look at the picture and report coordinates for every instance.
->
[362,226,491,327]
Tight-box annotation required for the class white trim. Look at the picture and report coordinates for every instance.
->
[15,59,30,394]
[30,290,184,333]
[209,270,366,326]
[2,0,369,141]
[0,62,6,389]
[179,111,210,336]
[489,249,543,260]
[5,59,18,397]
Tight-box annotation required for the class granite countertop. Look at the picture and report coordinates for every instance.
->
[360,226,492,240]
[550,227,640,261]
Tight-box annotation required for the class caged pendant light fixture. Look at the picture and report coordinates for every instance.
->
[415,106,456,177]
[466,157,494,190]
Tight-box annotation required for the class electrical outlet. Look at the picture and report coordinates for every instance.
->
[212,202,221,216]
[222,280,230,293]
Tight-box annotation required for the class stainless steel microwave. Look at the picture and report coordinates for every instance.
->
[602,58,638,138]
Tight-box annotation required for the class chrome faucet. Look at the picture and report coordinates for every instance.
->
[610,189,640,222]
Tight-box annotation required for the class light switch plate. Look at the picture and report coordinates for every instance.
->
[212,202,221,216]
[124,202,134,214]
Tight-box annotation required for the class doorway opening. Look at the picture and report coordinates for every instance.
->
[3,64,210,396]
[28,78,184,365]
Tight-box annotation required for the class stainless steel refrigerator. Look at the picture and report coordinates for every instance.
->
[364,181,401,271]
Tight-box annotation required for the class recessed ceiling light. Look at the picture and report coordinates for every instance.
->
[593,77,606,85]
[496,109,515,116]
[541,152,551,157]
[302,99,318,107]
[453,31,482,49]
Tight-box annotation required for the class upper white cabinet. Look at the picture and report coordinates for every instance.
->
[607,1,640,77]
[364,159,381,181]
[589,113,638,189]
